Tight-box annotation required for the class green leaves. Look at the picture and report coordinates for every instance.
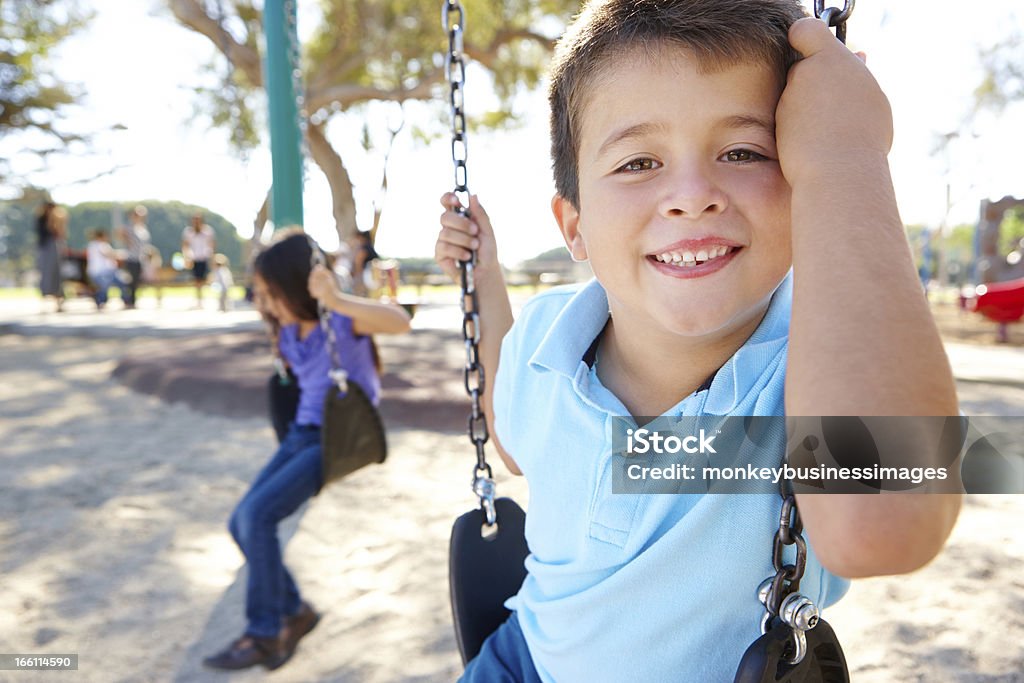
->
[0,0,95,182]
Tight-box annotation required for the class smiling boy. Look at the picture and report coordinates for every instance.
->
[435,1,960,681]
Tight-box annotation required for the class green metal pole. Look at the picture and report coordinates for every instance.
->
[263,0,304,229]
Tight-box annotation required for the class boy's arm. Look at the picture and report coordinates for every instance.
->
[308,264,412,335]
[777,19,960,578]
[436,193,519,475]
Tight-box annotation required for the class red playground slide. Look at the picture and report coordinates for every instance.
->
[969,277,1024,342]
[972,277,1024,324]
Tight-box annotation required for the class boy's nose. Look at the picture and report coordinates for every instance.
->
[658,166,727,219]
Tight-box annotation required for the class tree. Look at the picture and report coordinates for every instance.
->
[166,0,577,243]
[974,32,1023,114]
[0,0,94,186]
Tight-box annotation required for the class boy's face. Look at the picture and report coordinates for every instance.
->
[553,46,792,342]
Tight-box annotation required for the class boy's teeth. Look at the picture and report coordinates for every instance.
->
[654,246,732,265]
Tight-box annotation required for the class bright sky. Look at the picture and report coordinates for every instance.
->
[5,0,1023,265]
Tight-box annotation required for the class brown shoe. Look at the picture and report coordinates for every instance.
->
[202,634,287,671]
[282,601,321,655]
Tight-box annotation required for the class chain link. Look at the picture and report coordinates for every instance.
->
[813,0,855,44]
[762,493,808,620]
[443,0,496,524]
[444,0,471,214]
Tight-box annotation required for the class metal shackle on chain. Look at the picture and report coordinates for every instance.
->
[813,0,855,44]
[755,492,820,665]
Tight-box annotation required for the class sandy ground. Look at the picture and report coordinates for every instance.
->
[1,308,1023,682]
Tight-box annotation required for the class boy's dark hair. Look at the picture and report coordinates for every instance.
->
[254,228,321,323]
[549,0,806,208]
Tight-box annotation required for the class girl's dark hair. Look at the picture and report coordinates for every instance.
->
[253,228,320,323]
[255,227,381,372]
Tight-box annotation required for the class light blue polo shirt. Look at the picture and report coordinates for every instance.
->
[492,272,849,683]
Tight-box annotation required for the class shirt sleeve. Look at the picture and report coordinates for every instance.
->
[493,307,535,461]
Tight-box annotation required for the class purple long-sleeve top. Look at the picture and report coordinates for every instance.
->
[278,312,381,426]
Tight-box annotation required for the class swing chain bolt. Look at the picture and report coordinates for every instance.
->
[473,473,497,525]
[757,577,774,608]
[778,592,820,665]
[329,367,349,391]
[780,593,819,632]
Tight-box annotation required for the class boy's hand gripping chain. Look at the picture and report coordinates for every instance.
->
[814,0,855,43]
[444,0,496,526]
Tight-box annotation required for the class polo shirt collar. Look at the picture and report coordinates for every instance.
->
[702,271,791,415]
[526,271,792,414]
[529,279,609,378]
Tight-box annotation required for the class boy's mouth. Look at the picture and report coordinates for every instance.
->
[647,245,741,268]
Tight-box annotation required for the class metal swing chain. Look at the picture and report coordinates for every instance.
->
[264,5,339,388]
[309,237,349,391]
[813,0,855,44]
[747,6,858,667]
[755,491,819,665]
[281,2,347,391]
[443,0,496,526]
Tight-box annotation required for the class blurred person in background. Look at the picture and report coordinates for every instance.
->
[36,200,66,312]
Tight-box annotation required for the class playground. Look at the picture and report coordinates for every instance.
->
[4,0,1024,680]
[0,294,1023,682]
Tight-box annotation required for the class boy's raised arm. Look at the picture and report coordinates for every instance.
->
[436,193,520,475]
[777,18,960,577]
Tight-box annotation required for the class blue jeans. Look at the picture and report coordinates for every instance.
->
[91,270,126,306]
[460,612,542,683]
[228,423,323,638]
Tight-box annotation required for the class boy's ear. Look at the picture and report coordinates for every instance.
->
[551,194,587,262]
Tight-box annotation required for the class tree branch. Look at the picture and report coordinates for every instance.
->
[465,29,556,69]
[306,74,443,114]
[306,121,358,242]
[167,0,263,86]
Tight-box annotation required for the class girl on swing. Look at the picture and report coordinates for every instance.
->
[204,229,411,671]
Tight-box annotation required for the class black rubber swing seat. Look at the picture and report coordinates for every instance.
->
[449,497,530,665]
[269,372,300,443]
[268,372,387,486]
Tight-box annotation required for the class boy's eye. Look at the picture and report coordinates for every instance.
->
[617,157,660,173]
[722,149,768,163]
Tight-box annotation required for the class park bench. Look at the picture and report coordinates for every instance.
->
[148,265,201,304]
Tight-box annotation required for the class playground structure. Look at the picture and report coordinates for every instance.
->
[975,195,1024,285]
[964,195,1024,340]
